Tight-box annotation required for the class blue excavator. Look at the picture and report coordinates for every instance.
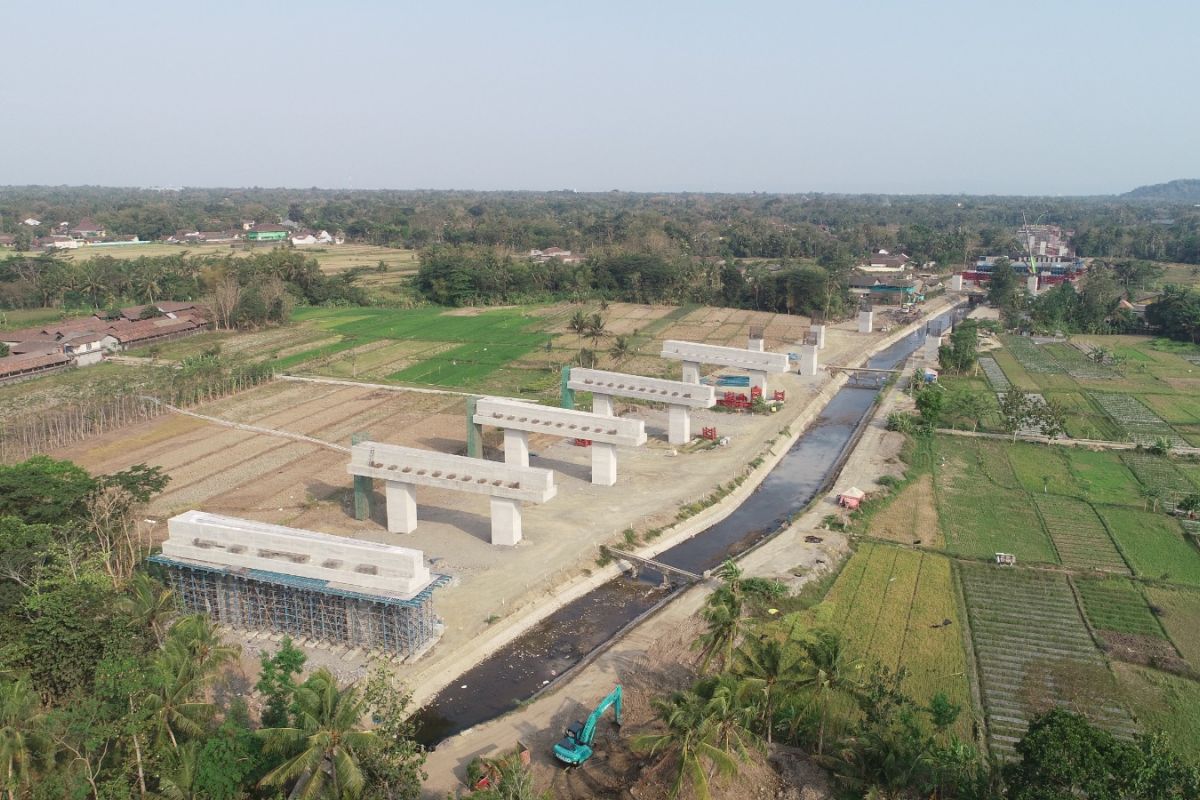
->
[553,685,623,766]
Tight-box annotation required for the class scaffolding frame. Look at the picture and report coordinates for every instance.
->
[150,555,447,658]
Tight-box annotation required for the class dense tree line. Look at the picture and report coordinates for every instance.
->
[4,186,1200,265]
[414,245,856,317]
[0,249,366,323]
[0,455,428,800]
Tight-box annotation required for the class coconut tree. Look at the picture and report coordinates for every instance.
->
[694,561,784,672]
[799,628,860,756]
[567,310,588,343]
[586,313,607,346]
[257,668,377,800]
[165,614,240,680]
[0,677,45,800]
[632,687,739,800]
[156,740,203,800]
[122,572,176,647]
[609,335,632,364]
[143,651,213,750]
[733,623,808,743]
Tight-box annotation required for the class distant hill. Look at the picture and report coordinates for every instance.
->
[1123,179,1200,201]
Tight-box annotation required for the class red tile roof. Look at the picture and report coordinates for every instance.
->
[0,352,71,377]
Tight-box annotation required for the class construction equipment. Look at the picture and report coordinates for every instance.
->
[553,685,623,766]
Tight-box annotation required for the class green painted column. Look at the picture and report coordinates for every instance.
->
[466,396,483,458]
[351,432,371,521]
[560,366,575,409]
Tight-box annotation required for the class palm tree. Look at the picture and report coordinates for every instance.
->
[798,628,860,756]
[632,688,740,800]
[122,572,175,647]
[575,348,597,369]
[165,614,240,680]
[143,651,213,750]
[586,313,607,346]
[694,561,784,672]
[567,310,588,343]
[258,668,377,800]
[156,740,202,800]
[733,623,808,743]
[470,752,550,800]
[609,335,632,364]
[0,678,45,800]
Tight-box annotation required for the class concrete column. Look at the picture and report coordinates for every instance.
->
[1026,274,1039,296]
[924,334,943,360]
[503,428,529,468]
[950,273,964,291]
[797,345,819,377]
[748,371,768,395]
[809,324,826,349]
[591,442,617,486]
[858,310,874,333]
[384,481,417,534]
[681,360,701,384]
[747,336,765,352]
[592,392,614,417]
[668,405,691,445]
[489,497,522,546]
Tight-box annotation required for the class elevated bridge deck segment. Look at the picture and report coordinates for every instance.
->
[348,442,556,546]
[660,340,789,393]
[568,367,715,445]
[473,396,646,486]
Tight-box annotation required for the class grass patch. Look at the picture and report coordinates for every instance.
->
[1074,576,1165,636]
[1144,586,1200,669]
[1097,506,1200,586]
[1113,663,1200,760]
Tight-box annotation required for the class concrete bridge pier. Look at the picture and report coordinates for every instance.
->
[592,442,618,486]
[592,392,614,417]
[681,360,701,384]
[810,324,826,349]
[797,345,819,377]
[669,405,691,444]
[385,481,418,534]
[504,429,530,467]
[858,310,874,333]
[748,370,768,394]
[490,498,522,545]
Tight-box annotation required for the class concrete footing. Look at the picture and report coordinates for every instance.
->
[591,442,617,486]
[489,497,522,545]
[858,310,874,333]
[385,481,418,534]
[797,344,819,377]
[668,405,691,444]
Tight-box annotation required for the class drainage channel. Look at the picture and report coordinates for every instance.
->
[412,308,962,746]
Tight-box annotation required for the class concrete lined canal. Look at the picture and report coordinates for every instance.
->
[413,309,960,745]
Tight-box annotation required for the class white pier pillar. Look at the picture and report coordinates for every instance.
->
[950,273,964,291]
[748,371,768,395]
[592,392,614,417]
[489,498,522,546]
[384,481,418,534]
[503,429,529,467]
[668,405,691,445]
[858,310,874,333]
[747,335,764,352]
[1026,274,1039,296]
[681,360,701,384]
[797,345,819,377]
[591,442,618,486]
[924,335,943,361]
[810,324,826,349]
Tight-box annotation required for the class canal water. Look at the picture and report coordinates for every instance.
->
[412,310,960,745]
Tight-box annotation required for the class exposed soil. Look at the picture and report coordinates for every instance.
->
[1097,630,1192,675]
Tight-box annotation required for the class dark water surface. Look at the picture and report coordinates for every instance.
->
[412,310,960,745]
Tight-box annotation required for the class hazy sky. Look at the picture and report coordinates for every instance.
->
[3,0,1197,194]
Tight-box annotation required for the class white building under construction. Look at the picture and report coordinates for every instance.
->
[150,511,445,659]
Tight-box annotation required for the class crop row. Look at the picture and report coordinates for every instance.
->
[1042,343,1114,380]
[1074,577,1165,637]
[978,356,1011,390]
[959,564,1133,754]
[1034,496,1129,574]
[1090,393,1187,447]
[1003,335,1063,374]
[1121,451,1193,495]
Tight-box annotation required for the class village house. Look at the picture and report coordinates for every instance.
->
[0,235,15,248]
[859,250,911,273]
[246,223,290,242]
[22,218,40,227]
[0,352,73,384]
[848,271,922,305]
[529,246,585,264]
[70,218,106,239]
